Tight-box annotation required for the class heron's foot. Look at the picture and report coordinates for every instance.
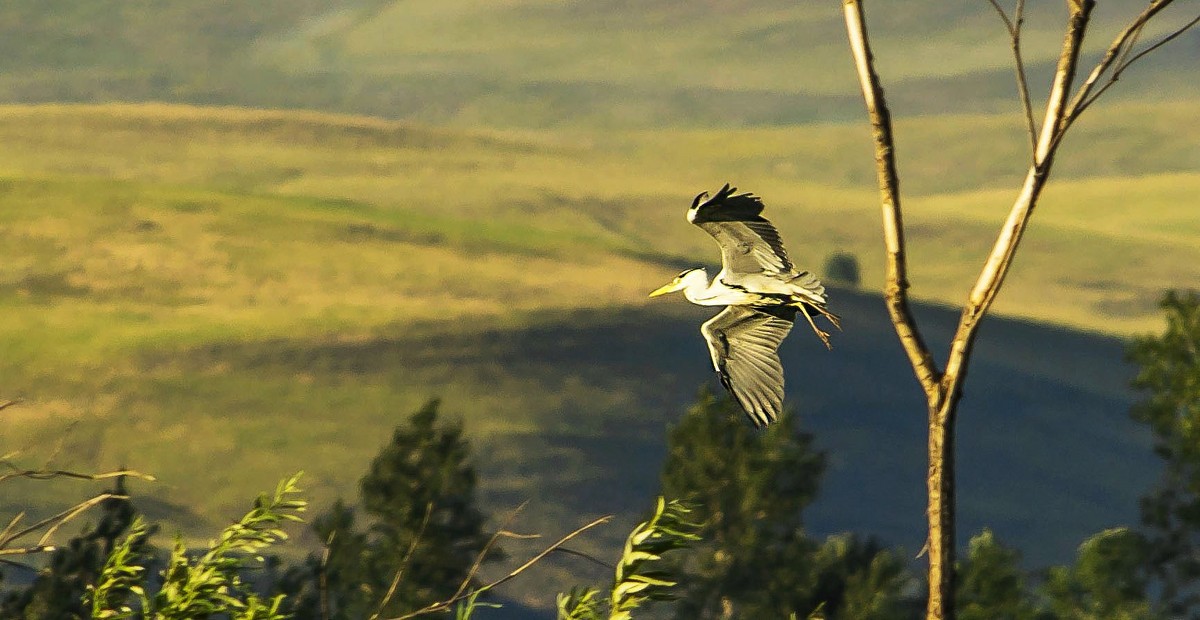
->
[819,307,842,331]
[813,326,833,350]
[797,304,834,350]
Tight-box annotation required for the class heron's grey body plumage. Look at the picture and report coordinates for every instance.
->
[649,184,838,426]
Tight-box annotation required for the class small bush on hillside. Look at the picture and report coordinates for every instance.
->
[824,252,862,288]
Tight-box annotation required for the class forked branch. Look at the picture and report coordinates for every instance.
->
[387,514,612,620]
[841,1,1191,619]
[1065,1,1199,127]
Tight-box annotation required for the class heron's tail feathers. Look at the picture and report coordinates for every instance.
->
[787,272,839,350]
[788,270,826,300]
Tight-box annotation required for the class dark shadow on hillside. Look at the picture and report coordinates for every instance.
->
[464,288,1158,569]
[146,287,1160,572]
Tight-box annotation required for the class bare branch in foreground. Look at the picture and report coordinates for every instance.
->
[387,514,612,620]
[320,531,334,620]
[0,493,122,557]
[0,466,155,486]
[842,1,1192,618]
[368,503,435,620]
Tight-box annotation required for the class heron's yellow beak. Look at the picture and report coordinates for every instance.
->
[648,282,678,298]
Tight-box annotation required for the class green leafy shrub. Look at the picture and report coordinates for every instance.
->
[87,474,306,620]
[557,497,700,620]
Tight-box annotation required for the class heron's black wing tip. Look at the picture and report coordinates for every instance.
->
[690,185,766,224]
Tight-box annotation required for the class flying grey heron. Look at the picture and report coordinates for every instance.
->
[648,184,839,426]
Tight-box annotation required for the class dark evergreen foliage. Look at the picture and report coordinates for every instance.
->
[1040,528,1155,619]
[956,529,1037,620]
[1129,290,1200,616]
[659,388,915,619]
[0,476,149,620]
[279,399,496,619]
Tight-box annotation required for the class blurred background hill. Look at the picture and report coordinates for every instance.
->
[1,0,1197,612]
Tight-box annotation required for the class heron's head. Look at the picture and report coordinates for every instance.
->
[648,268,708,298]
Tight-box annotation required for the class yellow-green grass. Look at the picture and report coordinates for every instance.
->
[269,0,1179,97]
[5,0,1194,130]
[1,101,1196,553]
[1,102,1197,338]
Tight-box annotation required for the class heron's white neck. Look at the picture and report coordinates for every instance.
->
[680,269,715,304]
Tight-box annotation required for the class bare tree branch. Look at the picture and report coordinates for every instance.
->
[1071,10,1200,123]
[447,502,531,605]
[844,1,1189,618]
[841,0,940,399]
[1064,0,1181,125]
[320,531,334,620]
[368,503,435,620]
[0,466,155,486]
[843,5,958,614]
[943,4,1092,395]
[0,512,28,549]
[387,514,612,620]
[988,0,1038,157]
[0,493,121,556]
[1112,18,1148,72]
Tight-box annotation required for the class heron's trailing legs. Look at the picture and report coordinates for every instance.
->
[795,303,841,350]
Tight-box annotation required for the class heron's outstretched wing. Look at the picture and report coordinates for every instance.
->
[700,305,796,427]
[688,184,793,276]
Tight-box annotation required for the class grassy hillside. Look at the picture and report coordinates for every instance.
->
[0,1,1195,126]
[0,103,1188,603]
[1,102,1196,334]
[2,1,1195,610]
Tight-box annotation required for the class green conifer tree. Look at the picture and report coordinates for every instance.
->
[281,399,495,619]
[1128,290,1200,615]
[659,389,913,619]
[955,529,1037,620]
[1040,528,1156,619]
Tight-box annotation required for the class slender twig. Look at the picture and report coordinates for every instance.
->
[1071,11,1200,122]
[318,530,335,620]
[0,543,59,556]
[1063,0,1177,124]
[369,503,435,620]
[388,515,612,620]
[988,0,1038,157]
[985,0,1016,34]
[0,399,21,413]
[0,493,120,555]
[447,502,529,604]
[0,512,26,545]
[549,545,615,569]
[0,557,36,572]
[1113,19,1148,71]
[0,467,154,486]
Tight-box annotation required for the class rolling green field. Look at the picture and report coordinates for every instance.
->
[0,103,1191,602]
[1,0,1197,611]
[1,1,1196,126]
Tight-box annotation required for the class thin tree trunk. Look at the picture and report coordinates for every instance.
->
[839,1,1193,616]
[925,400,954,619]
